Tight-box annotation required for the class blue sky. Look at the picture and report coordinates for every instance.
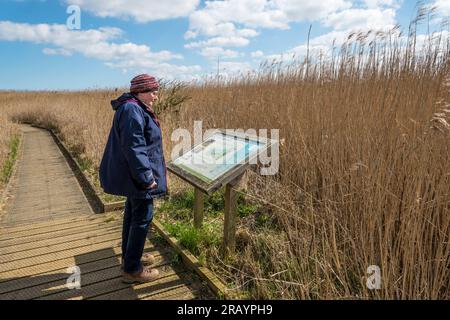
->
[0,0,448,90]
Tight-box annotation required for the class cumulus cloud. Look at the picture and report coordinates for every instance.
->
[265,42,330,62]
[0,21,122,44]
[66,0,200,23]
[432,0,450,19]
[105,61,202,80]
[184,0,352,61]
[199,47,241,59]
[218,61,253,77]
[188,0,286,35]
[324,8,397,31]
[251,50,264,58]
[363,0,401,9]
[186,0,351,40]
[185,36,251,49]
[273,0,352,21]
[43,47,73,56]
[0,21,200,79]
[253,0,405,65]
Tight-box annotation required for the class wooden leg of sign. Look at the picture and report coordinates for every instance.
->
[223,175,243,256]
[194,188,205,229]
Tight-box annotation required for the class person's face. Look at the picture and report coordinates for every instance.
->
[138,90,158,107]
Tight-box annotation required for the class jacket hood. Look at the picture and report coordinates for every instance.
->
[111,93,136,111]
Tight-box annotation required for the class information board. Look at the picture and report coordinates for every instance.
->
[167,130,275,194]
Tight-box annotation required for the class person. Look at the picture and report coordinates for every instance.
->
[99,74,168,283]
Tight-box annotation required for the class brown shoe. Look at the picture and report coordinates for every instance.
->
[120,253,156,271]
[122,267,159,284]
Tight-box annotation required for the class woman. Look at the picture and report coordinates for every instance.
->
[99,74,168,283]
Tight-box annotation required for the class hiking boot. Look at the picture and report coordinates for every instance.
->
[122,267,159,284]
[120,253,156,271]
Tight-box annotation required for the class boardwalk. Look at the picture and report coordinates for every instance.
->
[0,126,214,300]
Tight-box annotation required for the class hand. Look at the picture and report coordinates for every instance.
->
[148,181,157,189]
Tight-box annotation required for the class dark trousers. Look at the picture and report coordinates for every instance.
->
[122,197,154,274]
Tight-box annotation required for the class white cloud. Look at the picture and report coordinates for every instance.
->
[324,8,397,31]
[187,0,352,40]
[265,44,330,62]
[0,21,122,44]
[414,30,450,53]
[200,47,241,59]
[66,0,200,23]
[184,0,352,61]
[0,21,200,79]
[218,61,253,77]
[187,20,259,39]
[273,0,352,21]
[184,30,198,40]
[262,1,402,63]
[263,29,355,62]
[105,61,202,80]
[43,47,73,56]
[188,0,287,33]
[251,50,264,58]
[363,0,401,9]
[307,30,350,46]
[185,36,251,49]
[0,21,178,61]
[433,0,450,17]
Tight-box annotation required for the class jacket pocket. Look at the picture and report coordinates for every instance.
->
[146,145,162,159]
[148,155,167,195]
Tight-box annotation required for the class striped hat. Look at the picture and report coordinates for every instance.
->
[130,74,159,93]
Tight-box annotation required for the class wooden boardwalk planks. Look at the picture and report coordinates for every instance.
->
[0,125,214,300]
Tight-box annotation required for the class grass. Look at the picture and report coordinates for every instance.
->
[159,189,224,255]
[151,231,167,247]
[0,135,20,185]
[158,188,261,256]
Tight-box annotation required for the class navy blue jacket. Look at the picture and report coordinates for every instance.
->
[99,93,167,199]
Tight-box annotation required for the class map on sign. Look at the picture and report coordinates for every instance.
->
[172,131,263,184]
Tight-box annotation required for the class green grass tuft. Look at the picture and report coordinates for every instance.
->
[1,135,20,185]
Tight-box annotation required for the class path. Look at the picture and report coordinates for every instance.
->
[0,125,213,300]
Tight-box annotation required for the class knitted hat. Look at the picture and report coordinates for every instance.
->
[130,74,159,93]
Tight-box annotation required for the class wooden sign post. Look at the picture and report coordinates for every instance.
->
[192,174,242,255]
[193,187,205,228]
[223,175,242,255]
